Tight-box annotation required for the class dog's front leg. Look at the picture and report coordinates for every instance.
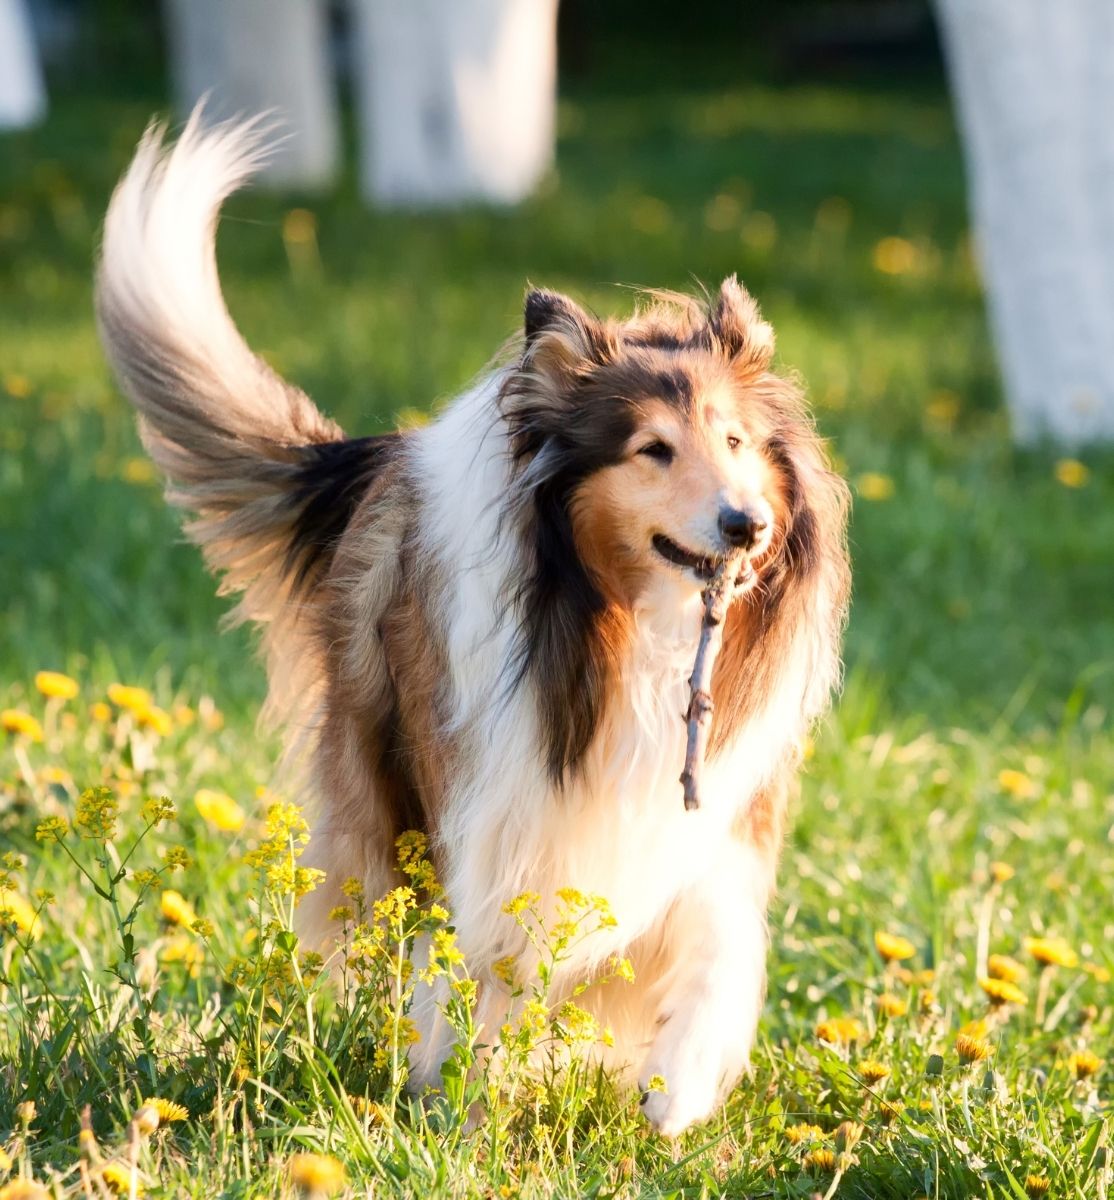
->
[638,839,773,1138]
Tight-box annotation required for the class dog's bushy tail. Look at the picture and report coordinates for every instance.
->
[96,112,384,720]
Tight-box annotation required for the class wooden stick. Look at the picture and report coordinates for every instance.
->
[680,554,743,810]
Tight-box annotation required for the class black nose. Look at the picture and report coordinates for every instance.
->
[718,505,768,550]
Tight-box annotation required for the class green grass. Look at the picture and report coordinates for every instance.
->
[2,51,1113,1199]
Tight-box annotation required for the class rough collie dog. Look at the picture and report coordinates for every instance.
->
[96,115,850,1137]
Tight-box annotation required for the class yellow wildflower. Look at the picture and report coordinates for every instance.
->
[1,710,43,742]
[75,787,117,841]
[160,889,197,928]
[925,390,960,428]
[90,701,112,723]
[100,1163,142,1195]
[288,1152,346,1196]
[956,1034,993,1064]
[0,888,38,938]
[35,670,78,700]
[879,1099,905,1124]
[816,1017,864,1045]
[960,1018,990,1039]
[834,1121,863,1152]
[877,992,909,1018]
[1024,1176,1051,1198]
[856,472,895,502]
[0,1182,50,1200]
[136,705,173,736]
[162,934,204,977]
[989,861,1015,884]
[1054,459,1089,489]
[1024,936,1078,968]
[4,374,31,398]
[492,955,518,985]
[145,1097,188,1122]
[502,891,540,916]
[784,1123,825,1144]
[1066,1050,1102,1080]
[858,1059,890,1085]
[0,1147,10,1170]
[1082,962,1111,983]
[172,704,195,727]
[872,235,918,275]
[804,1148,838,1173]
[980,977,1027,1007]
[875,931,915,962]
[107,683,151,713]
[194,788,245,833]
[997,768,1035,798]
[988,954,1026,983]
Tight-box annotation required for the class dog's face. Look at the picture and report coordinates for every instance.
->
[509,278,794,609]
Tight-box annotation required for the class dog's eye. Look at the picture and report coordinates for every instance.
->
[639,440,674,464]
[726,434,742,451]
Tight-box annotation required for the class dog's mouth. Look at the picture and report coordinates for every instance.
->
[651,534,756,587]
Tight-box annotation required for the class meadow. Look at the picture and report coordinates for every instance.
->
[1,42,1113,1199]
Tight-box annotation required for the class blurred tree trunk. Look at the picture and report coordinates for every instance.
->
[350,0,559,207]
[0,0,46,129]
[934,0,1114,444]
[164,0,339,189]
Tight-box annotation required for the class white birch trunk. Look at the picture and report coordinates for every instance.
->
[934,0,1114,444]
[164,0,339,189]
[0,0,46,129]
[350,0,559,207]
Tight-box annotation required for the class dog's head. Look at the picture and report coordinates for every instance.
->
[502,277,849,779]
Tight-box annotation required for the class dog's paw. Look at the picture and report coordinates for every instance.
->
[638,1073,719,1139]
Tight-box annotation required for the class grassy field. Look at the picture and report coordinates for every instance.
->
[2,45,1113,1200]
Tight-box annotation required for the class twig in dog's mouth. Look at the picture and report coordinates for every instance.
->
[652,533,753,585]
[679,553,745,811]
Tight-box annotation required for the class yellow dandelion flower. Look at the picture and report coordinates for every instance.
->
[1,709,43,742]
[160,889,197,928]
[0,888,38,938]
[785,1122,825,1144]
[100,1163,142,1195]
[980,977,1027,1007]
[997,768,1035,798]
[145,1097,188,1122]
[858,1059,890,1085]
[1023,936,1078,969]
[288,1153,346,1196]
[0,1147,11,1170]
[1066,1050,1102,1080]
[875,931,915,962]
[958,1018,989,1040]
[90,700,112,723]
[856,472,895,502]
[1024,1175,1051,1198]
[989,861,1015,884]
[107,683,151,713]
[34,670,78,700]
[879,1098,905,1124]
[877,992,909,1018]
[872,235,919,275]
[816,1016,864,1045]
[1054,459,1089,489]
[988,954,1026,983]
[135,705,173,736]
[173,704,195,727]
[1082,962,1111,983]
[956,1034,993,1064]
[4,374,31,398]
[161,934,204,977]
[0,1181,50,1200]
[804,1148,838,1173]
[194,788,245,833]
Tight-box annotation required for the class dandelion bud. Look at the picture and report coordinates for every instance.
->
[834,1121,863,1153]
[134,1104,160,1134]
[925,1054,944,1079]
[16,1100,36,1125]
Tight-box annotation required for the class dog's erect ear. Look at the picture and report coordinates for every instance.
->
[708,275,776,369]
[523,288,611,372]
